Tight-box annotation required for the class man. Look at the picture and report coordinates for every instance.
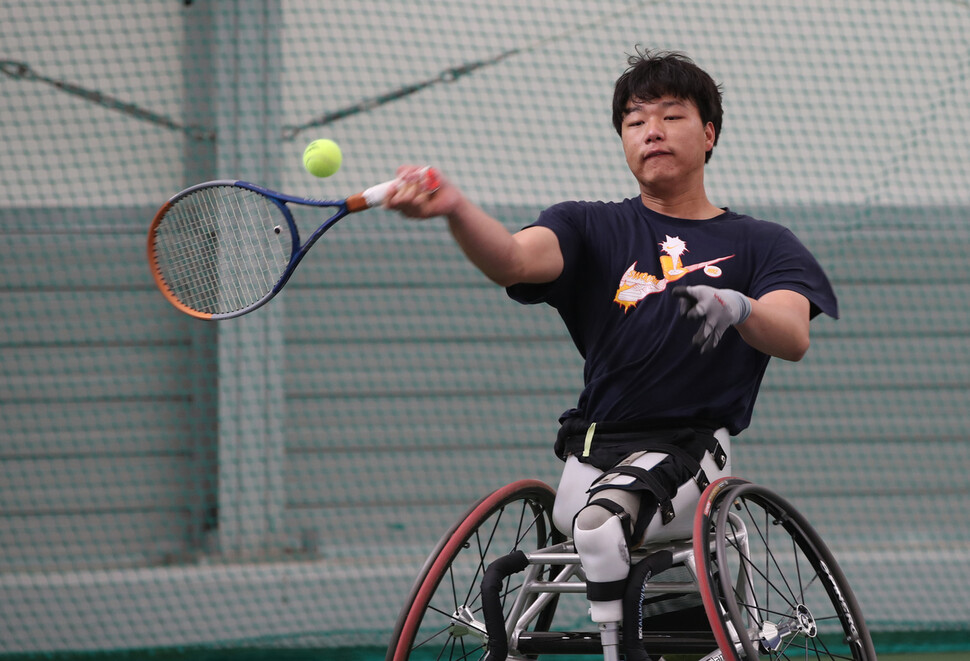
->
[386,48,837,644]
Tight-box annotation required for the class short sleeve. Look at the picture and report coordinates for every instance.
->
[751,228,839,320]
[506,202,587,307]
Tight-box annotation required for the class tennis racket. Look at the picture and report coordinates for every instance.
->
[148,168,439,320]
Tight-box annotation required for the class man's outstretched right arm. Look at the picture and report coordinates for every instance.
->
[385,165,562,287]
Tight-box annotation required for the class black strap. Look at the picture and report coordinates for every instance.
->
[711,439,728,470]
[585,497,634,539]
[557,418,719,458]
[591,466,676,525]
[557,423,727,482]
[562,416,718,436]
[636,441,723,490]
[587,578,628,602]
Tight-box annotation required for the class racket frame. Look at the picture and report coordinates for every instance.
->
[148,179,391,320]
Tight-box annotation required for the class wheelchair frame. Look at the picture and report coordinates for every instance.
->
[386,477,876,661]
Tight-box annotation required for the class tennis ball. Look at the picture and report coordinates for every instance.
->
[303,139,342,178]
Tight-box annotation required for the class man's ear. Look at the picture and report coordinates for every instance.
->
[704,122,716,151]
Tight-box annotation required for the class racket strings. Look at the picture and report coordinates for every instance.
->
[152,186,293,315]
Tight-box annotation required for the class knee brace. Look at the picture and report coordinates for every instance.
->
[573,503,630,623]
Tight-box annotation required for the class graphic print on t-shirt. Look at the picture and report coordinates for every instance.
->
[614,235,734,312]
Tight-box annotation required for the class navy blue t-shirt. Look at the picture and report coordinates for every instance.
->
[507,197,838,435]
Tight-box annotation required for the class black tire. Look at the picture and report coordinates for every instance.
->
[695,479,876,660]
[386,479,565,661]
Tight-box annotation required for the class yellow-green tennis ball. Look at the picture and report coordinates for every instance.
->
[303,139,342,177]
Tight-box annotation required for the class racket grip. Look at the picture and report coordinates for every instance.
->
[348,167,440,212]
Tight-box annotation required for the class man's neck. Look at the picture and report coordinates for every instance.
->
[638,171,723,219]
[639,190,724,220]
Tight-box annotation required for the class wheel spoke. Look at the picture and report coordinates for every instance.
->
[387,482,560,661]
[700,482,875,661]
[741,497,801,611]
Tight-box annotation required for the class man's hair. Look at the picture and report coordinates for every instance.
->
[612,48,723,162]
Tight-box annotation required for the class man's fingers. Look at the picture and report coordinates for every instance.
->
[672,285,710,320]
[692,321,721,353]
[671,285,696,303]
[671,285,698,316]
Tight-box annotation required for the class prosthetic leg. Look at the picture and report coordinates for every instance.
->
[573,488,640,624]
[570,440,729,661]
[574,494,631,660]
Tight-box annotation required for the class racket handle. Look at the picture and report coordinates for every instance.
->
[347,166,440,212]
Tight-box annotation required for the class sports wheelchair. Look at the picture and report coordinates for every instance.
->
[386,477,875,661]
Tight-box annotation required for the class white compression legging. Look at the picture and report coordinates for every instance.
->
[552,429,731,623]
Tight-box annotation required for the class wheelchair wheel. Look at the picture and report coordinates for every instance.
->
[694,478,876,661]
[387,479,565,661]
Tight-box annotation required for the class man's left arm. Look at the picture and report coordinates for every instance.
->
[736,289,811,361]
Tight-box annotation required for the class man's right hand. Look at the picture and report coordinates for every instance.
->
[384,165,463,220]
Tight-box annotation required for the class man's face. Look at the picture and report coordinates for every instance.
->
[620,95,715,191]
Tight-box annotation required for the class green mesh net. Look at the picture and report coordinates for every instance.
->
[1,0,968,656]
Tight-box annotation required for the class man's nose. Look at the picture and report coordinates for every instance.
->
[644,119,664,142]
